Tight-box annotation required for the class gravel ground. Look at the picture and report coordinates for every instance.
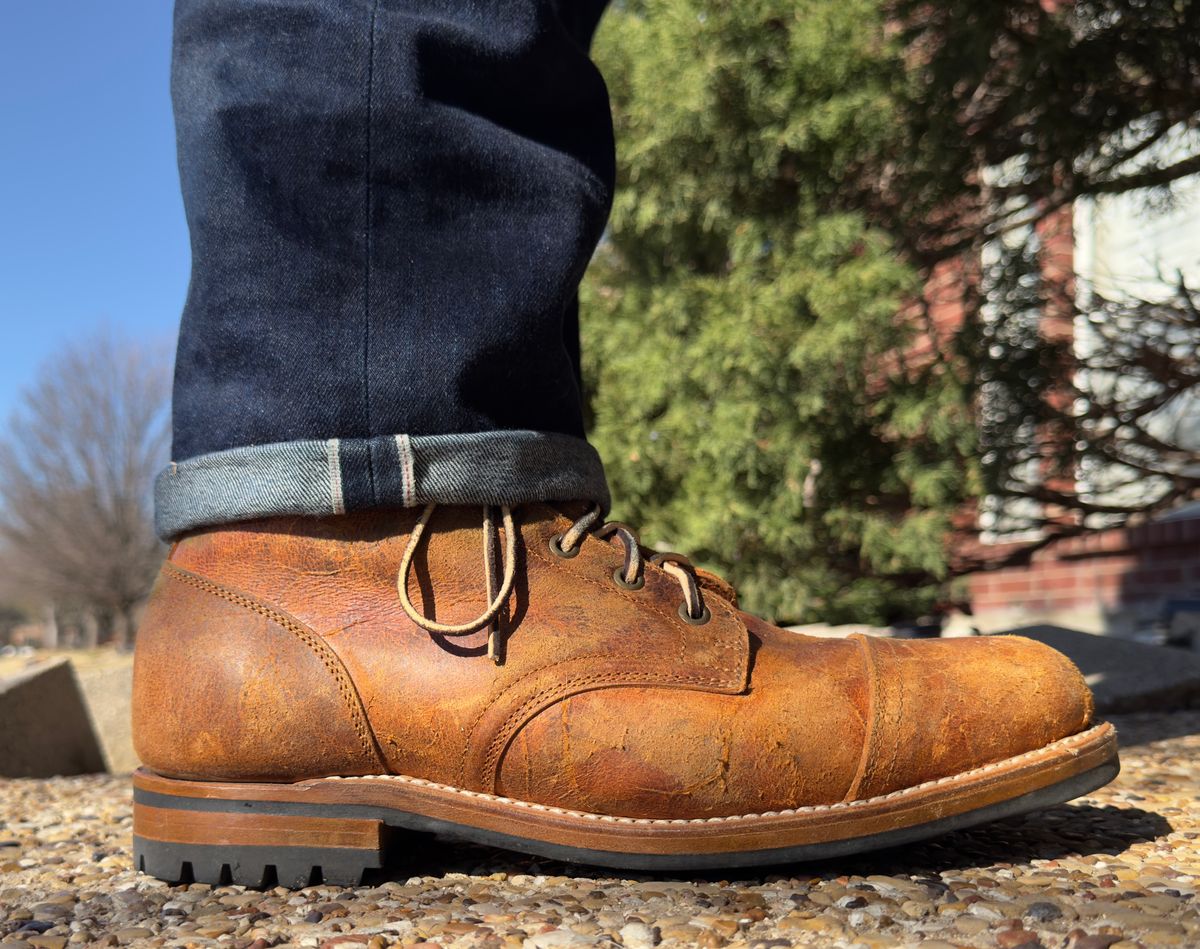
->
[1,713,1197,949]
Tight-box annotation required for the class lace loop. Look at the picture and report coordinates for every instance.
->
[397,503,516,662]
[559,505,709,624]
[594,521,642,584]
[650,552,707,621]
[558,504,602,552]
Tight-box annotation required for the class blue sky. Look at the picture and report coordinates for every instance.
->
[0,3,187,421]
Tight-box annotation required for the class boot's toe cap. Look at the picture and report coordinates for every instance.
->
[847,634,1094,801]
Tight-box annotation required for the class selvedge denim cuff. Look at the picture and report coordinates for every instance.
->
[154,430,611,539]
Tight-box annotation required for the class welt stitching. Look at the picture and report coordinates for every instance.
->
[481,669,730,783]
[163,563,384,768]
[324,723,1114,825]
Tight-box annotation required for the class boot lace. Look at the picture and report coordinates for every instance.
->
[396,503,710,665]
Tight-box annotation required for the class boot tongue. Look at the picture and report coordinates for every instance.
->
[693,566,739,608]
[545,499,599,521]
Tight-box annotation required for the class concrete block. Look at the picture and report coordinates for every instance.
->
[75,660,137,773]
[0,659,106,777]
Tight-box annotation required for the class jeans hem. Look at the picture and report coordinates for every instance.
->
[155,430,610,539]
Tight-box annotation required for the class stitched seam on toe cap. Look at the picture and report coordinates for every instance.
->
[843,634,880,802]
[162,561,386,770]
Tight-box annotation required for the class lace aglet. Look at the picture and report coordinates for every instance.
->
[488,625,503,666]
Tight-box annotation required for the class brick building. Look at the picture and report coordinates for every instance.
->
[962,143,1200,639]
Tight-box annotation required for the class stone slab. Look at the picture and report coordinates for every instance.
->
[74,659,137,773]
[1004,624,1200,714]
[0,658,106,777]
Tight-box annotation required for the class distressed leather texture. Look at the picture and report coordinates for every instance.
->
[133,504,1095,817]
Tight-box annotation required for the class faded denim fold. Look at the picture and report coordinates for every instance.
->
[155,430,610,539]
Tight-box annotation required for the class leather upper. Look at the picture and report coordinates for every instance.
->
[132,504,1094,818]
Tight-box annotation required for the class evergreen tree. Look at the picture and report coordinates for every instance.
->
[583,0,976,623]
[583,0,1200,624]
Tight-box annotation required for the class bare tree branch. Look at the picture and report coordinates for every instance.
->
[0,330,171,643]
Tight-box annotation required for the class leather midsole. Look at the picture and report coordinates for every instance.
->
[133,722,1117,856]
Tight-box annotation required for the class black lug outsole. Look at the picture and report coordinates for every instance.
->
[134,838,382,888]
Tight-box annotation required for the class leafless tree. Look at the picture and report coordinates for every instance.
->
[0,331,171,646]
[976,270,1200,533]
[877,0,1200,558]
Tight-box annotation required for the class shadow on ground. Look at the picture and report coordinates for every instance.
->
[376,800,1171,885]
[1107,710,1200,746]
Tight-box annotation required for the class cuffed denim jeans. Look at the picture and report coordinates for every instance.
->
[158,0,614,538]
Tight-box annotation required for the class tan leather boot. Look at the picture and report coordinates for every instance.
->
[131,503,1117,886]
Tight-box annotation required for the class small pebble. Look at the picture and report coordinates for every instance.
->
[996,930,1043,948]
[1025,900,1065,922]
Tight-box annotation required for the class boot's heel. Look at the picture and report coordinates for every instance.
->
[133,771,387,888]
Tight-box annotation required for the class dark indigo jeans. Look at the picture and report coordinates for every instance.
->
[158,0,614,537]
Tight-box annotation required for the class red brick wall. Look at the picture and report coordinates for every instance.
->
[968,517,1200,634]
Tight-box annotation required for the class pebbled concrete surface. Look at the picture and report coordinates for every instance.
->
[0,713,1197,948]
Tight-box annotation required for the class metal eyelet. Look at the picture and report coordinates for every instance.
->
[678,602,712,625]
[612,567,645,591]
[548,533,580,559]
